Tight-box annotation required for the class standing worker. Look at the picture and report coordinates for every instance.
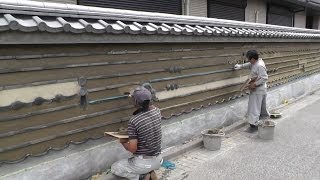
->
[110,86,162,180]
[234,50,270,132]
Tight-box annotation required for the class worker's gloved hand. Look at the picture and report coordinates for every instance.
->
[234,64,241,70]
[248,82,256,90]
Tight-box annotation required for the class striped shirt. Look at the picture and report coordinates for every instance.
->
[128,106,162,156]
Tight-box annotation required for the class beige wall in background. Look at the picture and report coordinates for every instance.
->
[245,0,267,24]
[188,0,207,17]
[294,11,306,28]
[31,0,77,4]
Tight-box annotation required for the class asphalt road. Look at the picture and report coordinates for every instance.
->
[186,94,320,180]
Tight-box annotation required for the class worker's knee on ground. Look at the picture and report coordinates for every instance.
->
[110,160,124,176]
[103,173,126,180]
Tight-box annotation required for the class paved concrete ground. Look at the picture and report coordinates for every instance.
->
[158,91,320,180]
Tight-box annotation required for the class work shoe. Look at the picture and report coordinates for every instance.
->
[250,124,258,129]
[150,171,158,180]
[139,171,158,180]
[245,124,258,133]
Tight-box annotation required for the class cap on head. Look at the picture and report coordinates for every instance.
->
[246,50,259,60]
[132,86,152,105]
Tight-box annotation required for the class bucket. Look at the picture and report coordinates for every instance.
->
[258,120,276,140]
[201,129,225,151]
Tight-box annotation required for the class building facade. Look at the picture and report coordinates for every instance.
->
[35,0,320,29]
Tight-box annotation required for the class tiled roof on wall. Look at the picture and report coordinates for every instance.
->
[1,0,320,43]
[0,13,319,39]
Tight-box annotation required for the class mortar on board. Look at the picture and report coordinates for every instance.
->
[118,127,128,135]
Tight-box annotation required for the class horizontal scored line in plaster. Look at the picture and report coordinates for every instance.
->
[0,46,309,63]
[0,116,130,153]
[0,135,104,165]
[305,63,320,69]
[0,79,245,123]
[87,63,233,91]
[269,68,302,77]
[0,104,78,122]
[0,60,298,93]
[0,105,133,139]
[1,51,317,91]
[305,65,320,72]
[160,90,240,111]
[262,51,320,60]
[88,64,305,103]
[1,70,319,162]
[0,78,77,91]
[266,56,318,65]
[0,47,244,61]
[0,85,246,148]
[0,53,240,74]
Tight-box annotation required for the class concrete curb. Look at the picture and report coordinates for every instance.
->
[271,87,320,112]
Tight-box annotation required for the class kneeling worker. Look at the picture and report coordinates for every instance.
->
[111,86,162,180]
[234,50,270,131]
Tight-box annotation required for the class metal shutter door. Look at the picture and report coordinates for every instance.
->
[267,5,293,27]
[208,0,246,21]
[268,14,293,27]
[78,0,182,15]
[189,0,207,17]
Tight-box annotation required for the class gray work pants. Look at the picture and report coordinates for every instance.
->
[248,93,270,125]
[111,155,162,180]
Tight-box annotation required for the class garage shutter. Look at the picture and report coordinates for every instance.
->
[208,0,246,21]
[267,5,293,27]
[189,0,207,17]
[78,0,182,15]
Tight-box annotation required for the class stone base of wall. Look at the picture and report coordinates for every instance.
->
[1,73,320,180]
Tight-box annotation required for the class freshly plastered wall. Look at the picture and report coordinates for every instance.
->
[1,42,320,165]
[1,69,320,180]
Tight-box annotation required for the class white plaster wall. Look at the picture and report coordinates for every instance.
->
[245,0,267,24]
[294,11,306,28]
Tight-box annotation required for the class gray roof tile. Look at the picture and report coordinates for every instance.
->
[157,24,170,34]
[181,25,193,35]
[205,26,220,36]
